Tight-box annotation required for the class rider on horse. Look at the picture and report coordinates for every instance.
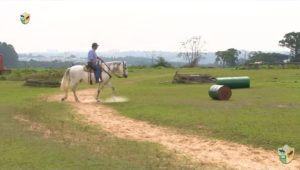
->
[88,42,104,83]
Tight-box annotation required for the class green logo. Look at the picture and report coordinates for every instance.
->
[20,12,30,25]
[278,145,295,164]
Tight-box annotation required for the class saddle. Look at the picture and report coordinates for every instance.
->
[84,65,94,85]
[83,65,93,72]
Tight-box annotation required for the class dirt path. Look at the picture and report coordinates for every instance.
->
[48,89,300,170]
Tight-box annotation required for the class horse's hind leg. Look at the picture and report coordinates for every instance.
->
[61,88,68,101]
[71,83,80,102]
[72,89,79,102]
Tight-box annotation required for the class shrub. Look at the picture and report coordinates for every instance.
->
[153,57,172,68]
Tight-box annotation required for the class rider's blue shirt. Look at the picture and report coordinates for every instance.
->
[88,49,97,63]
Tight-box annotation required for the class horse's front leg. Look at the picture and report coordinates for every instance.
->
[107,82,117,97]
[96,83,105,102]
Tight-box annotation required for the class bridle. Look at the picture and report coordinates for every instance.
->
[98,60,127,79]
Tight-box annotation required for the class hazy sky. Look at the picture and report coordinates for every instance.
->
[0,0,299,53]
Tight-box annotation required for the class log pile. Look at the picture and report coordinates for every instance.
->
[24,79,60,88]
[172,71,216,84]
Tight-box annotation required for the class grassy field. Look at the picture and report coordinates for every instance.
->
[0,80,216,170]
[1,67,300,169]
[105,67,300,151]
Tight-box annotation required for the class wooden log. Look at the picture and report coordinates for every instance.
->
[172,71,216,84]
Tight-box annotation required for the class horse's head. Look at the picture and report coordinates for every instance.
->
[110,61,128,78]
[122,61,128,78]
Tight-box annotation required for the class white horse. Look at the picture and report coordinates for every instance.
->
[60,61,128,102]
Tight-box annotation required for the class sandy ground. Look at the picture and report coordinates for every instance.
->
[48,89,300,170]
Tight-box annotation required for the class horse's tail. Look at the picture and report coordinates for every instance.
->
[60,68,71,91]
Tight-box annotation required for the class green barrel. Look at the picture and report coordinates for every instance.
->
[216,76,250,89]
[209,85,232,100]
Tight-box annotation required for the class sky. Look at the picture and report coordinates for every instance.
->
[0,0,299,53]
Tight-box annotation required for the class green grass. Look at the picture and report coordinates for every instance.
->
[2,67,299,169]
[105,67,300,151]
[0,81,217,170]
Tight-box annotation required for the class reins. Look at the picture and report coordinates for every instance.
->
[99,60,123,79]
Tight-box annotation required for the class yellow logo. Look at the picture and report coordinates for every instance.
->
[20,12,30,24]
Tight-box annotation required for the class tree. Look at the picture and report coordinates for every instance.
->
[178,36,205,67]
[215,48,240,67]
[279,32,300,62]
[0,42,19,68]
[247,52,289,64]
[153,56,172,68]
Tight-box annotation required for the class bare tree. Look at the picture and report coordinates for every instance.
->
[145,51,161,66]
[178,36,206,67]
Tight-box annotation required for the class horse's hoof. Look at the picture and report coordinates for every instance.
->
[61,98,65,102]
[96,99,101,103]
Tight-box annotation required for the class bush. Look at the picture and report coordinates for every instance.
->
[153,57,172,68]
[0,76,6,80]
